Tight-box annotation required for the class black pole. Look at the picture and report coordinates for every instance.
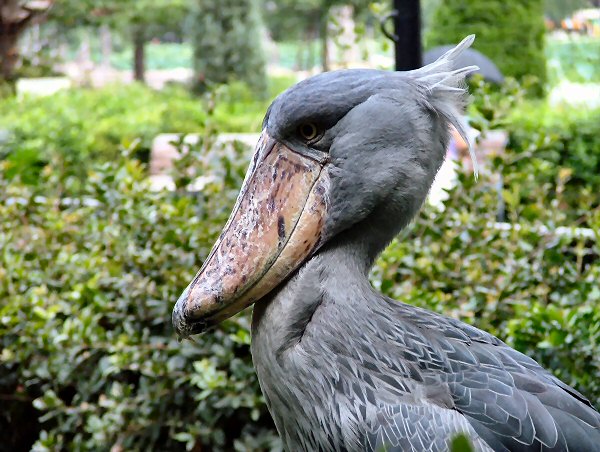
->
[393,0,422,70]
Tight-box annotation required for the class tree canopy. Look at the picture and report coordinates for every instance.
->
[192,0,267,94]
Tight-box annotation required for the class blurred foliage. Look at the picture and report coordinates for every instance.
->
[15,55,64,79]
[1,78,600,450]
[427,0,547,96]
[450,433,475,452]
[505,103,600,222]
[544,0,593,22]
[264,0,325,43]
[108,42,193,71]
[0,84,204,188]
[0,76,295,191]
[264,0,373,71]
[192,0,267,95]
[50,0,191,28]
[547,37,600,85]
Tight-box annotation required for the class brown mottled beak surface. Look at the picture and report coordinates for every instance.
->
[173,133,329,337]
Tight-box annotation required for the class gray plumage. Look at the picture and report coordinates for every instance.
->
[424,46,505,84]
[175,36,600,451]
[251,37,600,451]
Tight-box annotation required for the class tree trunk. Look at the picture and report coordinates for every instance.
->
[320,11,330,72]
[133,29,146,83]
[0,0,51,83]
[0,28,20,81]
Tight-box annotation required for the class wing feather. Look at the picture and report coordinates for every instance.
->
[356,300,600,451]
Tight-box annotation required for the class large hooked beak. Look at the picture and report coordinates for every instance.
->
[172,132,330,338]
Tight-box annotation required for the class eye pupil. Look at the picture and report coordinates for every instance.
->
[299,123,318,141]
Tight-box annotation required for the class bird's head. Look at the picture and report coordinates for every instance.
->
[173,36,478,338]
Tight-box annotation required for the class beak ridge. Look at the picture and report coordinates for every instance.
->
[173,133,329,337]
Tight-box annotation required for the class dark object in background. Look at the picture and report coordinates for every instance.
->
[393,0,422,70]
[381,0,423,71]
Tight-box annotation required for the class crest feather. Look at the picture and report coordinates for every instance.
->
[410,35,480,177]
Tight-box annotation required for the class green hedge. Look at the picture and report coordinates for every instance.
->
[0,142,280,451]
[2,82,599,450]
[0,79,294,191]
[0,84,203,188]
[547,38,600,85]
[504,103,600,222]
[2,134,599,450]
[467,78,600,224]
[427,0,547,94]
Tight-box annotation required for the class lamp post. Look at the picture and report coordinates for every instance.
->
[392,0,422,71]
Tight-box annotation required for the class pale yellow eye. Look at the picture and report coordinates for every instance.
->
[298,122,319,142]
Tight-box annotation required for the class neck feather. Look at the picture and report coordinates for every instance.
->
[252,238,371,350]
[251,202,418,352]
[249,232,390,450]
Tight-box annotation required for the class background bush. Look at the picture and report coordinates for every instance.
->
[0,141,280,451]
[467,77,600,224]
[505,103,600,222]
[1,82,599,450]
[0,77,294,192]
[427,0,547,95]
[547,38,600,85]
[192,0,267,95]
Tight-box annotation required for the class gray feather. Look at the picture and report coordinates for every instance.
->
[245,36,600,452]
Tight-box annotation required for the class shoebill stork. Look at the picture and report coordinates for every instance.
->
[173,36,600,451]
